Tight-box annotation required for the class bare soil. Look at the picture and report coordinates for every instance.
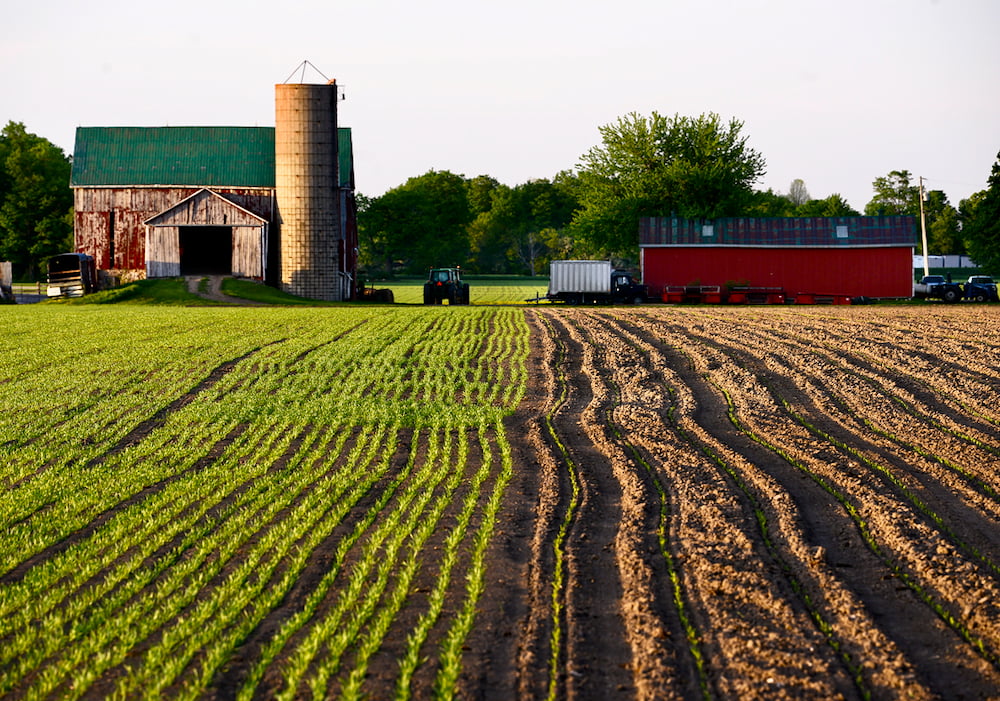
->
[6,304,1000,700]
[464,305,1000,700]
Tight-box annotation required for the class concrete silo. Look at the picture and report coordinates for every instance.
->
[275,82,342,300]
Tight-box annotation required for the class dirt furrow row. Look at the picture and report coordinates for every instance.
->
[558,312,687,700]
[677,318,1000,654]
[591,311,870,699]
[633,309,1000,696]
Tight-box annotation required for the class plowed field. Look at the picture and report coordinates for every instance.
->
[2,304,1000,700]
[473,305,1000,700]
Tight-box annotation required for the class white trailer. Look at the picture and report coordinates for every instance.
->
[547,260,645,304]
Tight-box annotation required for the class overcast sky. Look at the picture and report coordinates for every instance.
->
[3,0,998,212]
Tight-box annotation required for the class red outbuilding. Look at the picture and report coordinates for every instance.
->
[639,216,917,302]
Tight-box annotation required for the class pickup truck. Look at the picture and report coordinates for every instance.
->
[963,275,999,302]
[914,274,998,303]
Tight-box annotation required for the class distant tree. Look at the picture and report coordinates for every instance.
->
[467,176,579,274]
[746,188,795,217]
[788,178,810,206]
[794,193,859,217]
[507,178,579,275]
[959,189,986,238]
[962,151,1000,272]
[572,111,766,257]
[355,193,384,273]
[0,122,74,279]
[514,229,546,276]
[467,182,515,274]
[465,175,501,216]
[863,169,962,254]
[864,170,920,216]
[924,190,963,255]
[747,189,858,218]
[357,170,472,276]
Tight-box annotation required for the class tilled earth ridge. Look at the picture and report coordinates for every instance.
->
[467,305,1000,700]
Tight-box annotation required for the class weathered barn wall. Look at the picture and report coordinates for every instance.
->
[147,227,181,277]
[74,188,274,273]
[233,226,266,278]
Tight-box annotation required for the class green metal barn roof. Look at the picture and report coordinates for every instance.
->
[71,126,354,189]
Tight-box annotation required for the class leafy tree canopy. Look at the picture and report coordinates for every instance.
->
[466,176,579,275]
[794,193,859,217]
[748,186,859,218]
[572,111,766,257]
[864,169,962,254]
[864,170,920,216]
[357,170,473,276]
[962,151,1000,272]
[0,121,73,279]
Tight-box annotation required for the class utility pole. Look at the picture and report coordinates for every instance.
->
[919,176,929,279]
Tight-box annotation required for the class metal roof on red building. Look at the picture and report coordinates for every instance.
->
[640,216,917,248]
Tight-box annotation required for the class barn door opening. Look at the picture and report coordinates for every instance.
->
[179,226,232,275]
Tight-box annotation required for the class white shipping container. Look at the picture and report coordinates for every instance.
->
[549,260,613,295]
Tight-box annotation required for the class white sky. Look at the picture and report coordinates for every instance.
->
[3,0,998,212]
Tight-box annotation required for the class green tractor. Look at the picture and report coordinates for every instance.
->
[423,267,470,305]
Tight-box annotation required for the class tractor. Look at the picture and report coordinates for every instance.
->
[423,267,470,305]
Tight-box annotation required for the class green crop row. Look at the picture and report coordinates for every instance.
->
[0,303,529,699]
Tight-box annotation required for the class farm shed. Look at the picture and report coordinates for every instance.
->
[71,83,358,300]
[639,216,917,300]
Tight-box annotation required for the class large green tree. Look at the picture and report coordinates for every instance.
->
[465,174,580,275]
[0,122,73,279]
[864,170,920,216]
[864,169,961,254]
[925,190,964,255]
[572,111,766,257]
[962,151,1000,272]
[358,170,472,276]
[465,176,510,274]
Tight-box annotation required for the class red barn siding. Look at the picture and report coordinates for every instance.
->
[73,187,274,273]
[641,246,913,298]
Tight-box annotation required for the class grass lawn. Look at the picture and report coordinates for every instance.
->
[372,276,549,305]
[40,276,550,307]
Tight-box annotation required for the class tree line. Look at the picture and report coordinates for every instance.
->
[2,116,998,280]
[358,112,998,276]
[0,122,74,280]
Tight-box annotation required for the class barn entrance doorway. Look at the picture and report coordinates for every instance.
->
[179,226,232,275]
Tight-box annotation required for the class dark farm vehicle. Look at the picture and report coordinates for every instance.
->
[916,274,964,303]
[913,275,946,299]
[423,268,470,305]
[917,274,997,303]
[963,275,998,302]
[47,253,96,298]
